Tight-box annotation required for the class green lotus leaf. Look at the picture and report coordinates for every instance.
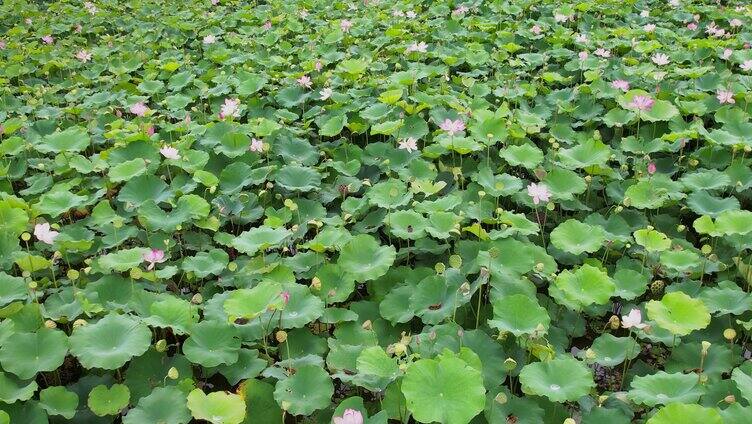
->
[402,352,485,424]
[118,175,172,207]
[123,386,190,424]
[143,296,199,335]
[356,346,401,390]
[641,100,680,122]
[224,281,284,320]
[715,210,752,235]
[217,132,250,158]
[181,248,229,278]
[187,388,246,424]
[337,234,396,282]
[34,189,87,217]
[0,202,28,237]
[95,247,150,273]
[686,191,740,217]
[646,404,722,424]
[660,250,701,272]
[489,294,550,336]
[239,380,281,424]
[731,367,752,404]
[628,371,704,406]
[38,126,90,153]
[69,313,152,369]
[634,228,671,252]
[212,349,267,385]
[231,227,292,256]
[274,165,321,191]
[183,320,241,367]
[88,384,130,416]
[624,180,669,209]
[367,179,412,209]
[499,143,543,169]
[387,210,428,239]
[319,114,347,137]
[273,365,333,416]
[0,328,69,379]
[543,168,587,201]
[550,219,607,255]
[313,263,356,304]
[587,333,639,367]
[108,158,147,182]
[552,264,615,309]
[0,372,38,403]
[612,268,650,300]
[558,139,611,169]
[518,357,594,402]
[646,292,711,336]
[39,386,78,419]
[484,388,544,424]
[700,281,752,315]
[0,272,27,306]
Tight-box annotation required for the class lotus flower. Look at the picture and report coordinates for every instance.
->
[211,0,219,4]
[741,60,752,71]
[621,309,647,330]
[647,162,657,175]
[203,34,216,44]
[249,138,264,152]
[319,87,333,100]
[687,22,698,30]
[730,18,742,28]
[76,50,92,62]
[42,35,54,44]
[651,53,670,65]
[297,75,312,88]
[393,9,404,17]
[717,89,735,104]
[220,98,240,119]
[439,118,465,136]
[531,25,542,35]
[578,51,588,61]
[84,1,97,14]
[611,80,630,92]
[640,10,650,17]
[554,14,569,23]
[143,249,166,270]
[406,41,427,53]
[130,102,149,117]
[299,9,308,18]
[594,48,610,58]
[398,137,418,153]
[34,223,59,245]
[340,19,353,33]
[722,48,733,60]
[452,5,469,15]
[406,10,416,19]
[315,60,323,72]
[280,291,290,305]
[527,183,551,205]
[0,39,6,50]
[160,145,180,160]
[333,409,363,424]
[575,33,588,43]
[263,21,272,30]
[644,23,656,33]
[629,95,654,111]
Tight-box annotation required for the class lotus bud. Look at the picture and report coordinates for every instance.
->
[677,224,685,232]
[615,205,623,213]
[21,232,31,241]
[701,341,711,356]
[724,328,737,341]
[191,293,203,304]
[275,330,287,343]
[584,175,592,183]
[689,158,699,167]
[745,146,752,153]
[552,142,560,149]
[651,280,664,293]
[167,367,179,380]
[44,320,57,329]
[699,373,708,384]
[155,339,167,352]
[449,255,462,268]
[608,315,620,330]
[265,182,274,189]
[546,202,555,211]
[73,319,87,328]
[493,392,508,405]
[725,395,736,404]
[435,262,446,274]
[361,320,372,331]
[291,224,299,232]
[564,419,576,424]
[429,331,437,341]
[503,358,517,371]
[311,277,322,290]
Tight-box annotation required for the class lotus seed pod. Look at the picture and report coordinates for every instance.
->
[677,224,685,232]
[725,395,736,404]
[488,247,500,258]
[478,190,486,198]
[44,320,57,329]
[584,175,592,183]
[398,363,407,372]
[650,280,664,293]
[494,392,508,404]
[701,244,712,255]
[535,262,544,272]
[227,262,237,272]
[28,280,37,289]
[310,276,322,290]
[459,282,471,296]
[155,339,167,352]
[503,358,517,371]
[449,254,462,268]
[275,330,287,343]
[21,232,31,241]
[265,182,274,189]
[564,419,576,424]
[73,319,87,328]
[724,328,737,341]
[699,373,708,384]
[615,205,623,213]
[689,158,699,166]
[361,320,372,331]
[167,367,179,380]
[191,293,203,304]
[291,224,299,232]
[129,267,143,280]
[608,315,620,330]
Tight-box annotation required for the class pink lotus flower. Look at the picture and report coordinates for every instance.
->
[721,49,733,60]
[42,35,54,45]
[249,138,264,152]
[314,60,323,72]
[647,162,657,175]
[143,249,166,270]
[575,33,588,43]
[578,51,588,61]
[554,14,569,23]
[0,40,5,50]
[640,10,650,18]
[211,0,219,4]
[340,19,353,33]
[406,10,416,19]
[669,0,679,6]
[34,223,59,245]
[611,80,630,92]
[203,34,216,44]
[452,5,469,16]
[621,309,647,330]
[130,102,149,117]
[398,137,418,153]
[717,89,735,104]
[334,409,363,424]
[741,60,752,71]
[651,53,670,65]
[629,95,655,111]
[531,25,542,35]
[185,113,192,124]
[406,41,428,53]
[439,118,465,136]
[527,183,551,205]
[644,23,656,33]
[297,75,312,89]
[219,98,240,119]
[84,1,97,14]
[393,9,404,17]
[319,87,333,100]
[160,145,180,160]
[730,19,743,28]
[687,22,698,30]
[76,50,92,62]
[263,21,272,30]
[280,291,290,305]
[594,48,610,58]
[299,9,308,18]
[146,126,155,137]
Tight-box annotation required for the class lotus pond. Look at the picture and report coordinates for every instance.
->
[1,0,752,423]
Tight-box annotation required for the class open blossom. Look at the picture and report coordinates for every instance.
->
[393,9,404,17]
[669,0,679,6]
[578,51,588,61]
[594,48,610,58]
[0,40,5,49]
[687,22,698,30]
[398,137,418,153]
[730,19,742,28]
[406,41,427,53]
[640,10,649,18]
[263,21,272,30]
[647,162,657,175]
[439,118,465,136]
[741,60,752,71]
[644,23,656,32]
[314,60,323,72]
[452,5,469,15]
[280,291,290,305]
[297,75,312,88]
[527,183,551,205]
[203,34,216,44]
[651,53,670,65]
[211,0,219,4]
[249,138,264,152]
[629,95,655,111]
[717,89,735,104]
[340,19,353,33]
[130,102,148,116]
[34,223,59,245]
[405,10,416,19]
[299,9,308,18]
[160,145,180,160]
[76,50,92,62]
[42,35,54,44]
[84,1,97,14]
[142,249,166,270]
[554,14,569,23]
[333,409,363,424]
[575,33,588,43]
[612,80,630,92]
[319,87,333,100]
[622,309,647,330]
[721,48,733,60]
[219,98,240,119]
[531,25,542,35]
